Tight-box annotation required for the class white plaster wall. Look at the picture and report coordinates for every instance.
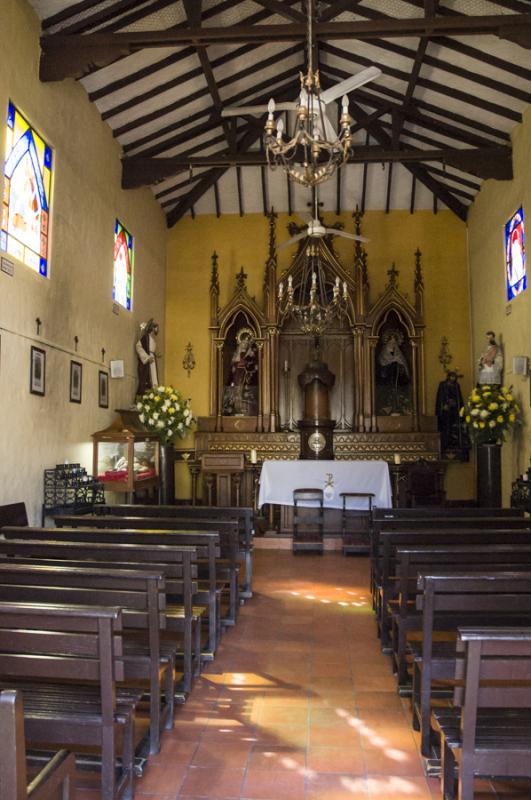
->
[0,0,167,524]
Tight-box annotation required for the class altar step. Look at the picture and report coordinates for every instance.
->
[254,533,368,552]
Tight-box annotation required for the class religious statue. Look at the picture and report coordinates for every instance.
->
[435,371,469,460]
[222,328,258,416]
[376,327,411,415]
[135,318,159,396]
[477,330,503,386]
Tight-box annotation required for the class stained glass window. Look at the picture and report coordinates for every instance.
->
[1,102,52,276]
[113,219,133,310]
[505,207,526,301]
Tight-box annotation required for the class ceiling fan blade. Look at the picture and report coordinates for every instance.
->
[320,66,382,105]
[221,102,297,118]
[278,232,307,250]
[314,110,338,143]
[324,228,369,243]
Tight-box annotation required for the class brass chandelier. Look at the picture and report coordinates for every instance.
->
[278,241,348,337]
[264,0,354,188]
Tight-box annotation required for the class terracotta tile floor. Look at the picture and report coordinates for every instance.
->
[75,550,531,799]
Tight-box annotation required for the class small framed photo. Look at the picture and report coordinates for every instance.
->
[30,346,46,396]
[70,360,82,404]
[98,370,109,408]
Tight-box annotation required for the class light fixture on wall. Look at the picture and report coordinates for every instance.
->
[221,1,380,188]
[182,342,196,377]
[278,241,348,336]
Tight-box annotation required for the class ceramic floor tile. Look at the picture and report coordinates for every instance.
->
[179,766,245,798]
[241,768,306,799]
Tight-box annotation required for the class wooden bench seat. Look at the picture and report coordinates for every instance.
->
[0,601,138,800]
[95,504,255,599]
[0,535,201,696]
[374,527,531,648]
[6,525,221,658]
[391,544,531,688]
[432,626,531,800]
[0,688,76,799]
[408,571,531,760]
[55,514,241,627]
[55,514,239,602]
[0,562,171,756]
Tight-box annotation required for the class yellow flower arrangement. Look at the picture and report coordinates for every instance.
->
[136,385,195,444]
[460,384,521,445]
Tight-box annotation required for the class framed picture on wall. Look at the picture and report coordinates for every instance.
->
[98,370,109,408]
[70,360,82,403]
[30,346,46,396]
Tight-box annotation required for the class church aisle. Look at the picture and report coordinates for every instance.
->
[135,549,439,800]
[77,550,513,799]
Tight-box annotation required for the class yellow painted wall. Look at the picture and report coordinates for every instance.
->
[0,0,167,523]
[468,106,531,504]
[166,209,473,500]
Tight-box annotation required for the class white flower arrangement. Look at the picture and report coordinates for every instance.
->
[136,385,195,444]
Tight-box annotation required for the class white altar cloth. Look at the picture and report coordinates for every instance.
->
[258,460,392,510]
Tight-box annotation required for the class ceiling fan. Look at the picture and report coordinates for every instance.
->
[221,0,381,188]
[221,64,382,129]
[278,188,369,251]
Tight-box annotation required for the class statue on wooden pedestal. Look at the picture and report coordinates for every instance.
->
[135,318,159,396]
[477,330,503,386]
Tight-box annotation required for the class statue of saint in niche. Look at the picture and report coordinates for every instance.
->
[376,327,411,415]
[222,328,258,416]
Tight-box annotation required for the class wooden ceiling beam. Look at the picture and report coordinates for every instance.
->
[349,99,468,221]
[121,144,512,188]
[322,42,522,122]
[319,0,365,23]
[39,13,531,81]
[252,0,306,23]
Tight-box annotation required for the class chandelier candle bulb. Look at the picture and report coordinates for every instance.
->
[394,453,401,465]
[278,282,283,299]
[343,281,348,299]
[250,448,257,464]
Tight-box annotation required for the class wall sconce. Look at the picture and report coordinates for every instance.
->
[183,342,196,377]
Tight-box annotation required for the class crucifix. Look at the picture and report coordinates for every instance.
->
[35,318,42,336]
[101,347,106,362]
[74,336,79,352]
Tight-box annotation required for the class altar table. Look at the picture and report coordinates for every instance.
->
[258,460,393,511]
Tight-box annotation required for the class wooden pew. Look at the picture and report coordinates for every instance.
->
[374,526,531,646]
[0,562,170,756]
[0,502,28,527]
[392,545,531,687]
[370,515,530,611]
[95,504,255,598]
[0,689,76,799]
[55,513,241,626]
[373,507,524,522]
[410,571,531,759]
[0,536,200,696]
[0,601,137,800]
[433,626,531,800]
[5,525,220,658]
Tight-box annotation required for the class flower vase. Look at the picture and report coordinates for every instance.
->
[159,442,175,505]
[476,442,501,508]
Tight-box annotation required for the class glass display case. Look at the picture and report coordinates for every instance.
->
[92,409,160,495]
